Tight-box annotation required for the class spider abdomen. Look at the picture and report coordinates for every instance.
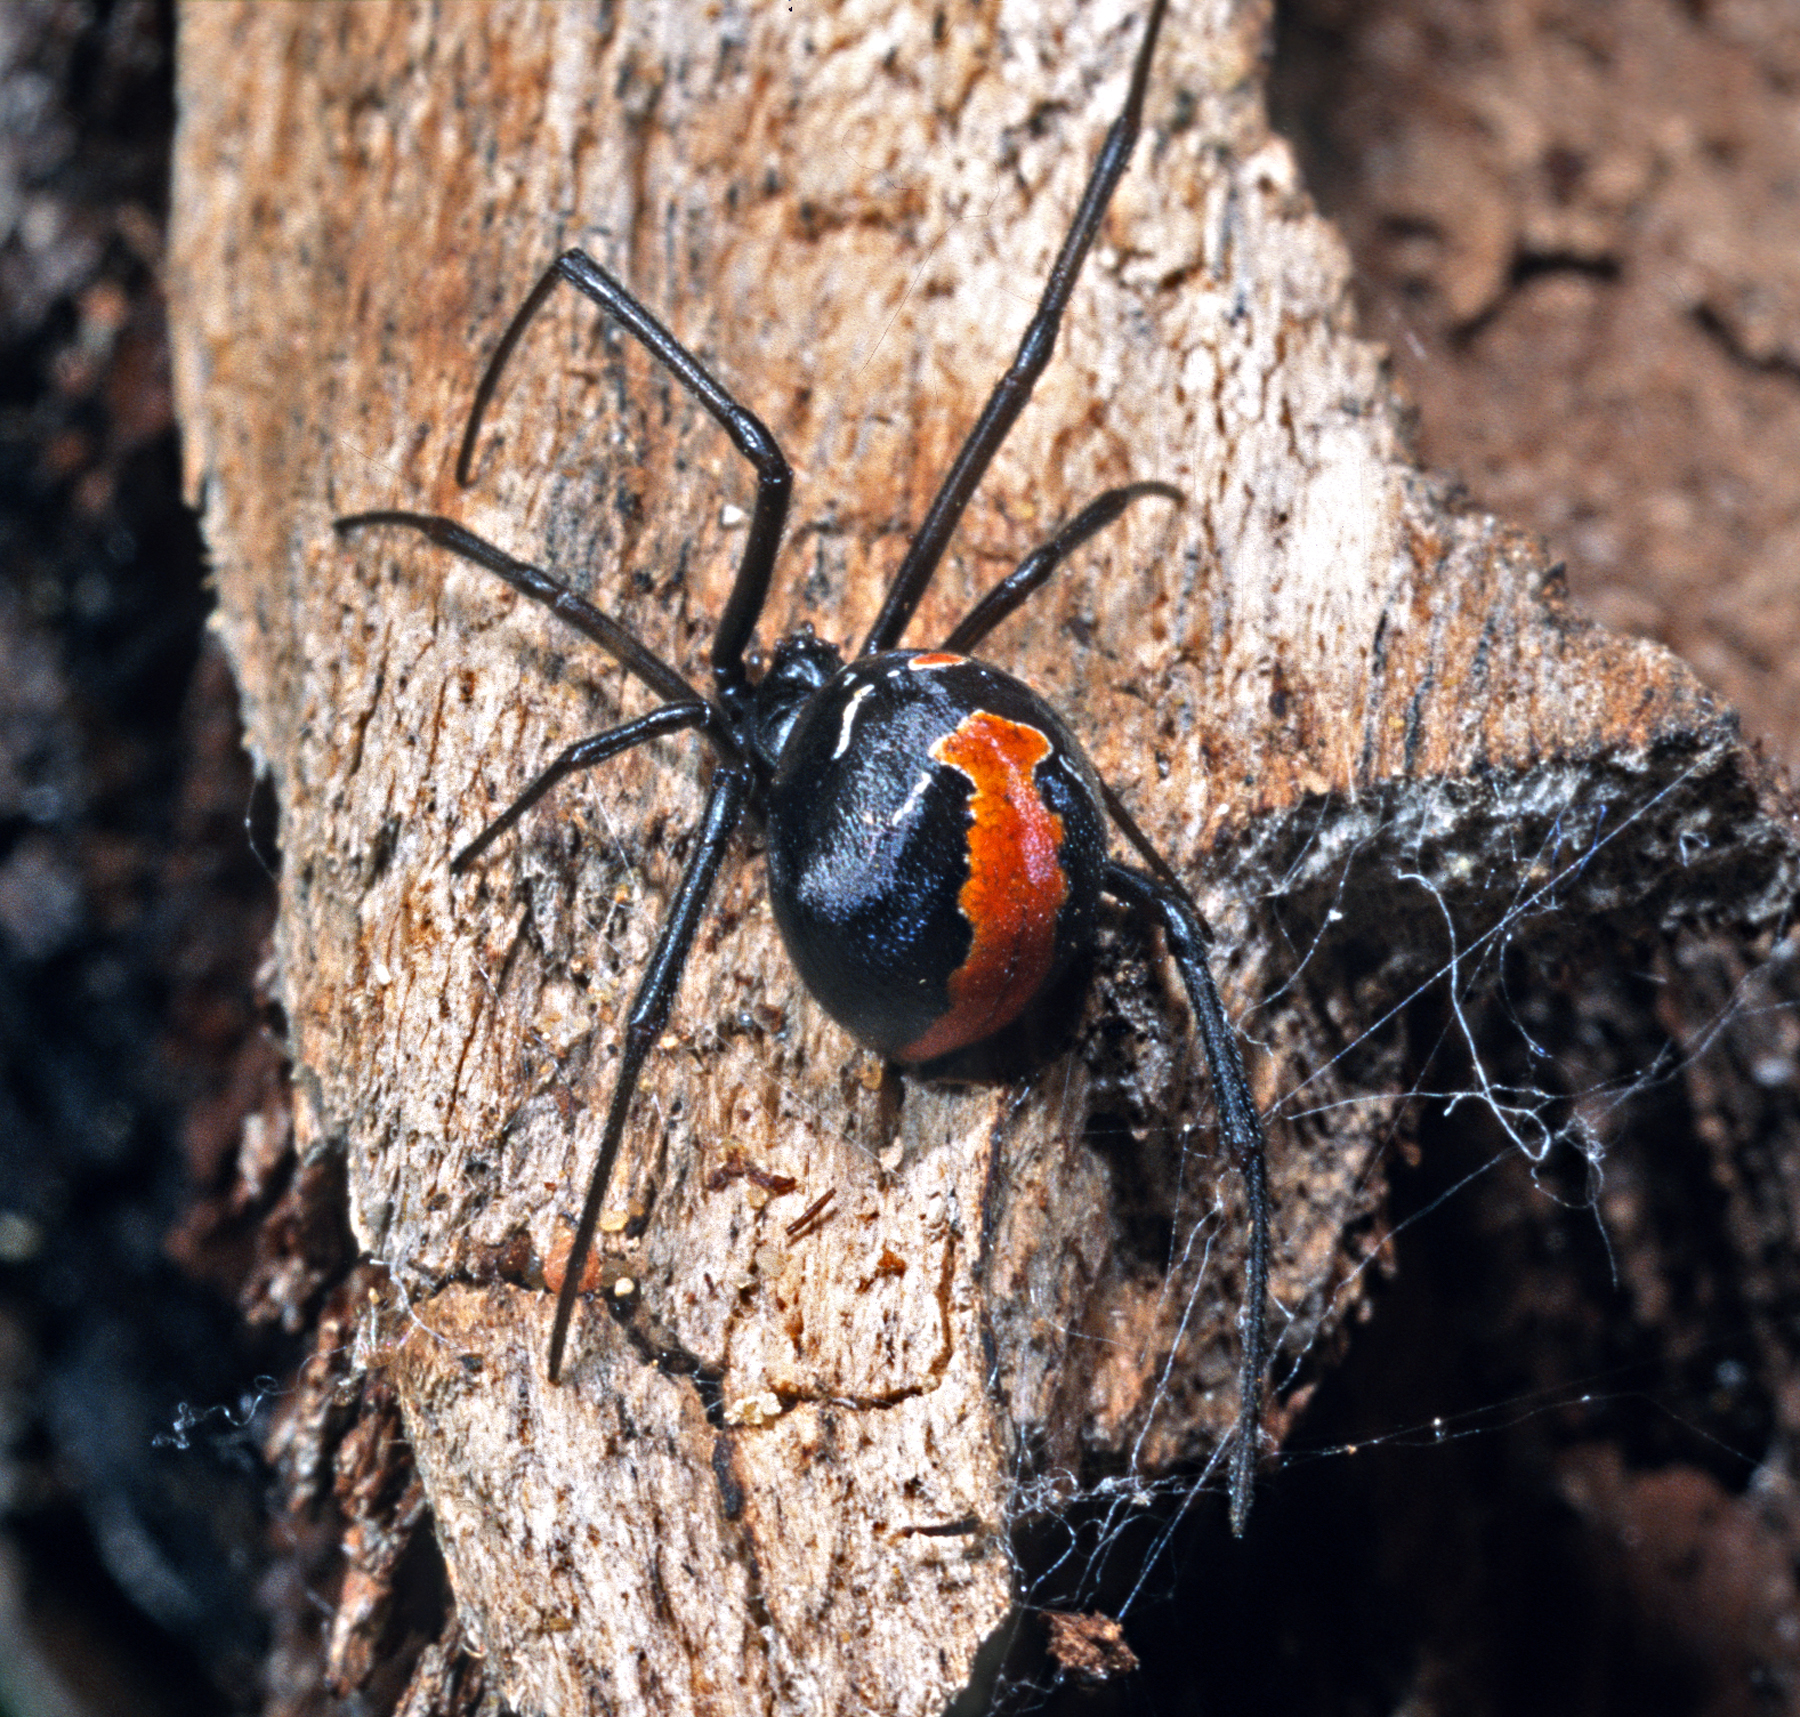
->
[766,650,1108,1076]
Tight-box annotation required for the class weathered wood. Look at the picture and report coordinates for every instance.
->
[168,1,1797,1712]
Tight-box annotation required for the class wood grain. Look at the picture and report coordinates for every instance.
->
[169,1,1792,1711]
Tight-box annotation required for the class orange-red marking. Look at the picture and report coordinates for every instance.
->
[908,652,962,669]
[899,712,1067,1061]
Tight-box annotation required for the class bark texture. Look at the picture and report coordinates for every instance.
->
[167,1,1800,1713]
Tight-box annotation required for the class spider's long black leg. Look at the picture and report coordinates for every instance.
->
[1100,780,1185,897]
[1103,859,1270,1538]
[549,761,754,1382]
[451,702,722,873]
[861,0,1168,657]
[940,482,1180,654]
[454,251,791,705]
[335,512,709,713]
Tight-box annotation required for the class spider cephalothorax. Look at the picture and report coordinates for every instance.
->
[337,0,1274,1533]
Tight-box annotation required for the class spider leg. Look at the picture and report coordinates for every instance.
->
[335,511,707,711]
[549,761,755,1382]
[1100,779,1187,899]
[860,0,1169,657]
[940,482,1180,655]
[453,251,792,706]
[1102,859,1270,1538]
[451,702,722,873]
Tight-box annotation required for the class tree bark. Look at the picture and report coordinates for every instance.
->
[167,1,1800,1713]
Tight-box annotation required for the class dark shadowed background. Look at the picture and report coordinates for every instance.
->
[1,0,1796,1713]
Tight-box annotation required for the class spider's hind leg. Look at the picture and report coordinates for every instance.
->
[548,762,754,1381]
[1102,858,1271,1538]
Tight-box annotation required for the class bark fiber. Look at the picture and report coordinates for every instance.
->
[168,2,1798,1712]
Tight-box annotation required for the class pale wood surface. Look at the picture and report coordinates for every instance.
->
[169,1,1775,1712]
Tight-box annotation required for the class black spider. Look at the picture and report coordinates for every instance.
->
[337,0,1272,1533]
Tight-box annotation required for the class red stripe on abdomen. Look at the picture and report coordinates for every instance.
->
[899,711,1068,1061]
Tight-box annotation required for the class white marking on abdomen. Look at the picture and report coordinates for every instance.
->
[832,682,876,760]
[888,766,934,829]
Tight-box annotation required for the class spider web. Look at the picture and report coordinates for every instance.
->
[434,613,1790,1708]
[976,750,1797,1710]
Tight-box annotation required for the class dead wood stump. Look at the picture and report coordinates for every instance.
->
[168,2,1800,1711]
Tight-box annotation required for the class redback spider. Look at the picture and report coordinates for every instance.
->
[336,0,1272,1533]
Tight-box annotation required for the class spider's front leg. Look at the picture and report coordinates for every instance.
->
[334,510,710,708]
[861,0,1169,654]
[453,249,792,704]
[940,483,1181,655]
